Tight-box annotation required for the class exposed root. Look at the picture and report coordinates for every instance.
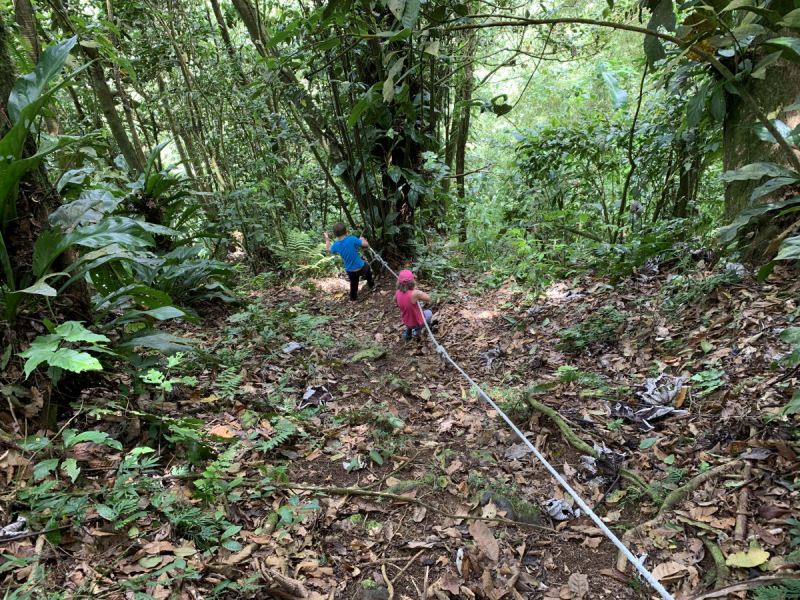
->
[615,460,743,572]
[527,398,659,501]
[702,537,729,590]
[272,482,554,532]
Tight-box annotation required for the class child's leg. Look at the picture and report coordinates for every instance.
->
[363,264,375,289]
[347,270,359,301]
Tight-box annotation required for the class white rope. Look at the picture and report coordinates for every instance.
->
[368,247,674,600]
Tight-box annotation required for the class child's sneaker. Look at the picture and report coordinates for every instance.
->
[349,297,357,303]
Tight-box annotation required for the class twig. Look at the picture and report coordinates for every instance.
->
[381,507,408,558]
[688,575,800,600]
[593,473,621,511]
[734,462,752,542]
[382,564,394,600]
[364,451,418,490]
[422,566,429,600]
[27,535,46,584]
[271,482,554,531]
[391,549,426,585]
[0,518,102,544]
[5,395,19,429]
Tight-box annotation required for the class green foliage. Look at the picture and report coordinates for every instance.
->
[661,269,740,317]
[754,580,800,600]
[690,368,726,397]
[271,229,334,276]
[557,307,626,352]
[18,321,110,383]
[256,419,297,454]
[215,366,243,400]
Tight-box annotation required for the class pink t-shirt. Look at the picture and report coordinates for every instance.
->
[396,290,424,327]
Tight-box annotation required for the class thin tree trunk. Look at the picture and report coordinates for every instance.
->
[50,0,145,174]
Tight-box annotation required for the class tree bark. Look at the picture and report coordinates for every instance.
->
[209,0,248,85]
[724,32,800,221]
[455,28,476,205]
[49,0,145,174]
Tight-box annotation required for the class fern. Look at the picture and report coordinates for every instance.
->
[215,367,243,400]
[754,580,800,600]
[257,419,296,454]
[271,230,334,276]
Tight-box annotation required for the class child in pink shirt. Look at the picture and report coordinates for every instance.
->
[395,270,437,338]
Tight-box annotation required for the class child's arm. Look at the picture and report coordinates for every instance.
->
[359,236,370,248]
[324,232,332,252]
[411,290,431,303]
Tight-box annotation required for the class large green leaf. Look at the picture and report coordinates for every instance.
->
[383,57,405,103]
[762,37,800,62]
[600,70,628,110]
[776,235,800,261]
[49,190,122,228]
[780,327,800,345]
[388,0,406,21]
[8,37,77,125]
[110,306,188,326]
[117,331,193,355]
[687,82,710,129]
[720,162,798,182]
[750,177,798,203]
[55,321,109,344]
[33,458,60,481]
[65,430,122,450]
[401,0,419,30]
[47,348,102,374]
[780,8,800,28]
[716,197,800,243]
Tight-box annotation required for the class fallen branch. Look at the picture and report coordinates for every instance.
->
[734,462,752,542]
[391,549,426,584]
[272,482,554,532]
[527,398,658,501]
[382,564,394,600]
[688,575,800,600]
[615,460,743,572]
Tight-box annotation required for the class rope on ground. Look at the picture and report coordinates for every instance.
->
[367,247,675,600]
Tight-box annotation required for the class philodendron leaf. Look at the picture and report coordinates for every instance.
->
[66,430,122,450]
[8,36,77,125]
[33,458,60,480]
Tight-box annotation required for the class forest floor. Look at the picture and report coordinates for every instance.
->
[4,258,800,600]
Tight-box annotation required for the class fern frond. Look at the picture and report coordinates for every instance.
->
[215,366,243,400]
[755,580,800,600]
[257,419,296,453]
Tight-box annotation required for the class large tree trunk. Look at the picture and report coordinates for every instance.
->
[50,0,145,174]
[724,37,800,220]
[230,0,350,177]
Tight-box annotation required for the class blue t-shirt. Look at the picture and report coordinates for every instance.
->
[330,236,365,272]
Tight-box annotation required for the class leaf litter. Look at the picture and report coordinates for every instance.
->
[1,262,800,599]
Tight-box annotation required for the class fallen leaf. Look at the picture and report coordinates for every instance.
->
[652,561,688,582]
[726,546,770,568]
[439,571,460,595]
[751,523,781,546]
[582,537,602,549]
[209,425,234,439]
[758,505,792,521]
[568,573,589,599]
[225,542,256,565]
[469,520,499,562]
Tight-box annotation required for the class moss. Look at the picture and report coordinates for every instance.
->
[349,514,364,524]
[361,579,378,589]
[365,520,383,532]
[384,480,419,495]
[353,347,386,362]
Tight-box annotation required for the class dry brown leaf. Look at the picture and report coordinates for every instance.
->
[469,520,499,562]
[751,523,782,546]
[652,561,688,582]
[689,506,718,522]
[209,425,234,439]
[439,571,460,595]
[567,573,589,599]
[581,537,602,549]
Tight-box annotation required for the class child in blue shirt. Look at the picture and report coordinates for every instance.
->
[325,223,376,302]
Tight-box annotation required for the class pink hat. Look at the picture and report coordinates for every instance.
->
[398,270,415,284]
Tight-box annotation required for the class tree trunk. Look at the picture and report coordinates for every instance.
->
[50,0,145,174]
[455,28,476,204]
[210,0,248,85]
[724,35,800,221]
